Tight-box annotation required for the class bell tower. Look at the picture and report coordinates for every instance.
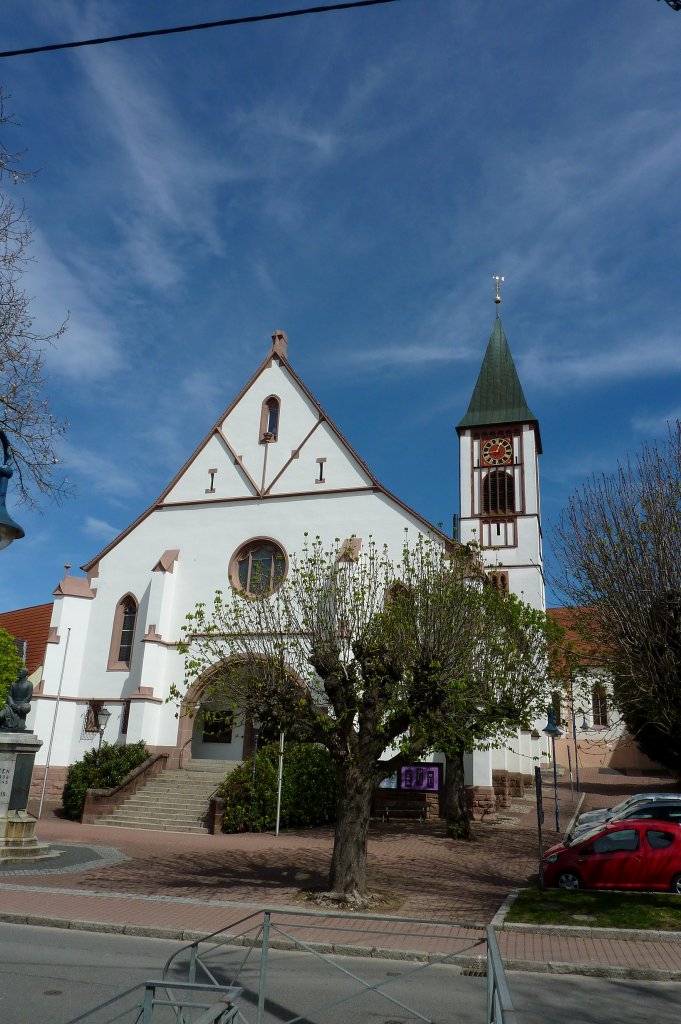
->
[456,296,544,612]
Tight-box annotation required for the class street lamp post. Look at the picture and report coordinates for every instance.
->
[251,716,262,788]
[0,431,24,550]
[96,706,111,764]
[542,709,564,833]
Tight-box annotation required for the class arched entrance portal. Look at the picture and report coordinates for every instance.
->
[178,661,278,764]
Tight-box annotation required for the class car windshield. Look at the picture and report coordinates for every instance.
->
[610,796,641,815]
[565,824,606,848]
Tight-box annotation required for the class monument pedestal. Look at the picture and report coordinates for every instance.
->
[0,731,57,864]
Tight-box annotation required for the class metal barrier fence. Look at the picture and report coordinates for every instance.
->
[67,980,244,1024]
[487,928,519,1024]
[67,907,519,1023]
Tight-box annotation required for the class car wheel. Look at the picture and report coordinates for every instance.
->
[670,874,681,896]
[556,870,581,891]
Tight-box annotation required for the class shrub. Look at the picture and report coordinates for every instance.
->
[61,740,149,821]
[0,627,23,707]
[218,741,338,833]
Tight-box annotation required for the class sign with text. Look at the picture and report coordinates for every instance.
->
[400,764,440,792]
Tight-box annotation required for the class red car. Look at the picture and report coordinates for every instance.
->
[543,819,681,893]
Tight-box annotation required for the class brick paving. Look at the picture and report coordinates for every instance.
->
[0,766,679,977]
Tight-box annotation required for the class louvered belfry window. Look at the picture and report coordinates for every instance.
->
[482,470,515,515]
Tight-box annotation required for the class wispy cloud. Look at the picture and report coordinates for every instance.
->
[631,408,681,435]
[521,334,681,391]
[26,231,122,380]
[59,440,142,500]
[83,515,120,541]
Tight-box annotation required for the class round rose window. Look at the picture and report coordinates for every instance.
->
[230,538,287,597]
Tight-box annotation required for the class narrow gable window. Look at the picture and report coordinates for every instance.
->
[108,594,138,670]
[259,396,280,442]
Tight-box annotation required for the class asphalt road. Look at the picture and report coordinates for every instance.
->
[0,923,679,1024]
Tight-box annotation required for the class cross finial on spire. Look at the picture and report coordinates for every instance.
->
[493,275,504,308]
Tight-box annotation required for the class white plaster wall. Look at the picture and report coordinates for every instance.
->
[223,360,320,483]
[45,488,438,766]
[268,420,372,494]
[165,433,253,503]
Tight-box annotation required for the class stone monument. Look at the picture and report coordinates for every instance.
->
[0,668,56,864]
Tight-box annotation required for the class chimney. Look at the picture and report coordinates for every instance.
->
[271,329,288,358]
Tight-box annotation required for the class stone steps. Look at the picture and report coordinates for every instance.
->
[93,760,240,833]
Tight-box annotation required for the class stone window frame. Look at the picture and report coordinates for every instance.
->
[107,593,138,670]
[228,537,288,598]
[259,395,281,443]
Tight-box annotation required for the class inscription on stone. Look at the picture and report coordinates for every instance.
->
[0,752,16,816]
[9,752,35,812]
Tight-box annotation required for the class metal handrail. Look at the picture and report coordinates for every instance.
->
[486,926,519,1024]
[65,979,243,1024]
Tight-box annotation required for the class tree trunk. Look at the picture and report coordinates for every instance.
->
[329,761,375,897]
[443,748,471,839]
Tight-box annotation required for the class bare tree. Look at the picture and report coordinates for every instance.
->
[0,88,68,507]
[552,422,681,767]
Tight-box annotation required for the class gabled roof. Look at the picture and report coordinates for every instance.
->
[457,315,541,450]
[82,338,454,571]
[0,602,52,674]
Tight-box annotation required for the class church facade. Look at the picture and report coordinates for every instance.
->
[23,314,550,807]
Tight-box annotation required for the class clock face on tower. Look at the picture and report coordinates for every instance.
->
[482,437,513,466]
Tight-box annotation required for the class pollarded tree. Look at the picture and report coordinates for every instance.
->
[176,535,479,901]
[175,534,556,899]
[552,422,681,768]
[386,543,560,837]
[0,88,68,507]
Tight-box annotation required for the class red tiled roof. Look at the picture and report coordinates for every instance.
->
[547,606,603,664]
[0,603,53,674]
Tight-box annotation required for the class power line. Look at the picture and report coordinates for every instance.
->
[0,0,404,60]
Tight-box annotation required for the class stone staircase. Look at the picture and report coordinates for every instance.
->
[93,759,240,834]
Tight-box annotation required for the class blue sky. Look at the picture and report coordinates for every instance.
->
[0,0,679,611]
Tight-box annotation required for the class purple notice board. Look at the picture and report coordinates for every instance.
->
[400,764,440,792]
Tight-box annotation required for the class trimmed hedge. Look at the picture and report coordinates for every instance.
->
[218,741,338,833]
[61,741,149,821]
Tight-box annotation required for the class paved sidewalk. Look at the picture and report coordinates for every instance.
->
[0,766,678,980]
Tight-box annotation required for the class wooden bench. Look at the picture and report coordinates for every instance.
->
[380,798,428,823]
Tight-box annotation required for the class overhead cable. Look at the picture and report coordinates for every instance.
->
[0,0,403,60]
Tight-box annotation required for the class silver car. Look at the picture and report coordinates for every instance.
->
[569,793,681,843]
[577,792,681,828]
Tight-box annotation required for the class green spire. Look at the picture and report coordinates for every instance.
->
[457,315,537,432]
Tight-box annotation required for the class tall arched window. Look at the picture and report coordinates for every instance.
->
[108,594,138,670]
[259,396,280,442]
[482,470,514,515]
[591,682,608,727]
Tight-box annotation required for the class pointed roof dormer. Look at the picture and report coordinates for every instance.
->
[457,314,541,451]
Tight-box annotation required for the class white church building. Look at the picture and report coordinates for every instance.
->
[21,311,550,816]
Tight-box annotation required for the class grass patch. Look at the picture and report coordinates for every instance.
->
[506,887,681,931]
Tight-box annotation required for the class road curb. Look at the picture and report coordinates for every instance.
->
[499,920,681,943]
[3,910,678,979]
[492,887,681,944]
[502,958,681,982]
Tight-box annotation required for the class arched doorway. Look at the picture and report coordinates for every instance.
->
[178,660,280,763]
